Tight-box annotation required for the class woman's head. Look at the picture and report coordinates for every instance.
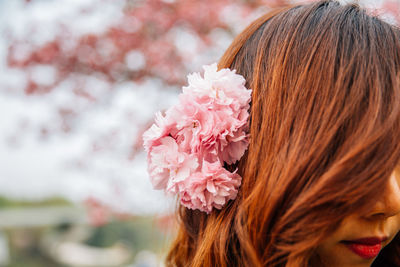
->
[166,1,400,266]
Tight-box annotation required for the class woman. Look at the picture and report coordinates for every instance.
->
[144,0,400,266]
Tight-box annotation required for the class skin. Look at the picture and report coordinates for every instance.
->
[314,170,400,267]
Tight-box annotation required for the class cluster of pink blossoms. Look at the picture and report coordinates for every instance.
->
[143,63,252,213]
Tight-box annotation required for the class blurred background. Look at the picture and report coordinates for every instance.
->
[0,0,398,266]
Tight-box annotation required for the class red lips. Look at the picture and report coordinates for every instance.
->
[342,237,388,259]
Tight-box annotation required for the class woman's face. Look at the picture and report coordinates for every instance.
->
[315,170,400,267]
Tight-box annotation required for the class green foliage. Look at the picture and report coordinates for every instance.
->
[84,217,168,253]
[0,196,71,208]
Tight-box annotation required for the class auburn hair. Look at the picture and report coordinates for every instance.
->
[165,1,400,266]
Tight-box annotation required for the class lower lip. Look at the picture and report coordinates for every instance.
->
[344,242,382,259]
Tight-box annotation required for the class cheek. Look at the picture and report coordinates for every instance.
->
[315,239,344,267]
[387,214,400,242]
[395,213,400,232]
[315,242,373,267]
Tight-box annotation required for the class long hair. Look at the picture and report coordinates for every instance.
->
[165,1,400,266]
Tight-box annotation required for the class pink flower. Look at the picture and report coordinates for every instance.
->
[183,63,251,109]
[147,136,198,190]
[168,88,250,164]
[218,125,249,164]
[166,96,216,154]
[142,63,251,213]
[143,111,175,152]
[180,160,242,214]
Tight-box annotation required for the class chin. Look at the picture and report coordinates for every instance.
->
[313,249,377,267]
[320,260,375,267]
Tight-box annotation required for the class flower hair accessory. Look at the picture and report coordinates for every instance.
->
[143,63,251,213]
